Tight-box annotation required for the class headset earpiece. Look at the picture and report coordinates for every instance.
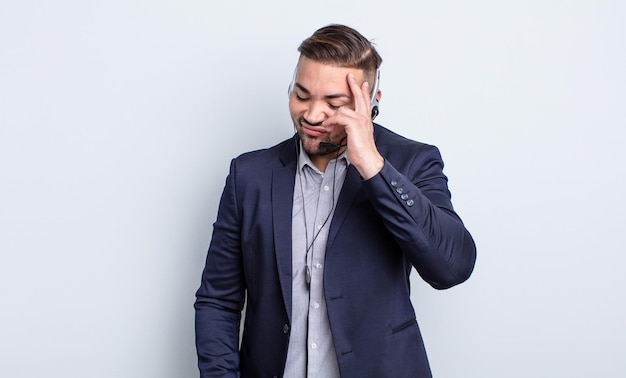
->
[370,69,380,120]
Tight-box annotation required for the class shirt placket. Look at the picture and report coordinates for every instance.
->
[306,160,335,377]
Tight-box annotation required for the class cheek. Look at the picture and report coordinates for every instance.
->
[288,100,305,118]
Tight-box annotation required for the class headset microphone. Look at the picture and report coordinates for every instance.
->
[319,141,347,150]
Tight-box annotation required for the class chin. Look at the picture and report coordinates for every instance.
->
[301,138,321,155]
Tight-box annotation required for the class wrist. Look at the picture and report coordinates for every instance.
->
[357,155,384,180]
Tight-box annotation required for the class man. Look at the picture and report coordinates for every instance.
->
[195,24,476,377]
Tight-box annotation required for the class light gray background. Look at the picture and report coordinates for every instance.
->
[1,1,625,377]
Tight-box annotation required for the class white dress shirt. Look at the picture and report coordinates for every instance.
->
[283,146,348,377]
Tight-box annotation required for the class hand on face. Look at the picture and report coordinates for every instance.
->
[323,73,384,179]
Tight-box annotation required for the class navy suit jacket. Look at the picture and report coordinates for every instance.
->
[195,124,476,377]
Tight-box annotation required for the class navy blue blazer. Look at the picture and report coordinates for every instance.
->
[195,124,476,377]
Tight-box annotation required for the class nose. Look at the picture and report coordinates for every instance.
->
[303,101,328,125]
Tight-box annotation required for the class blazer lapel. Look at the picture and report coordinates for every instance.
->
[326,165,361,251]
[272,138,298,322]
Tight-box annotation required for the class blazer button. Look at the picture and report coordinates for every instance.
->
[283,324,290,334]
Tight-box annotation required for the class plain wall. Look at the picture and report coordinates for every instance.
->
[1,1,624,377]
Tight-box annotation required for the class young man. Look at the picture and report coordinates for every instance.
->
[195,24,476,377]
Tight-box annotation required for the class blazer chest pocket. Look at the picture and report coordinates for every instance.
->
[391,318,417,335]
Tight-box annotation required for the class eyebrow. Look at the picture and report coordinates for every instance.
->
[294,83,351,100]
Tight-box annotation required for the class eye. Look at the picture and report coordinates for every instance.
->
[328,103,342,110]
[295,93,309,102]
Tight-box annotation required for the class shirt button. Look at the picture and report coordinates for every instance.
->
[323,185,330,191]
[311,342,318,349]
[315,262,323,269]
[312,302,320,309]
[406,199,415,207]
[317,224,323,230]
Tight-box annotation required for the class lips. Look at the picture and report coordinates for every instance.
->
[301,124,326,137]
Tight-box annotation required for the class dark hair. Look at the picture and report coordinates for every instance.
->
[298,24,382,84]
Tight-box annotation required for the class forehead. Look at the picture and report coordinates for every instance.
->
[295,57,365,90]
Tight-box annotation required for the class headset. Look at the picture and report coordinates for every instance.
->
[288,67,381,121]
[370,69,380,120]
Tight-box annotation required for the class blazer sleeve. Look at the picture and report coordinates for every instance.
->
[362,145,476,289]
[194,159,245,377]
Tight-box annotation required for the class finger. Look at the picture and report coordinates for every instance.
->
[347,73,370,117]
[325,108,358,127]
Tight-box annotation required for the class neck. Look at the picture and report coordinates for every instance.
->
[309,148,346,172]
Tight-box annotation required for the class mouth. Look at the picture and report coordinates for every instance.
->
[301,122,326,137]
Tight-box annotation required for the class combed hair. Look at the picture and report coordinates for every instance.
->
[298,24,382,82]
